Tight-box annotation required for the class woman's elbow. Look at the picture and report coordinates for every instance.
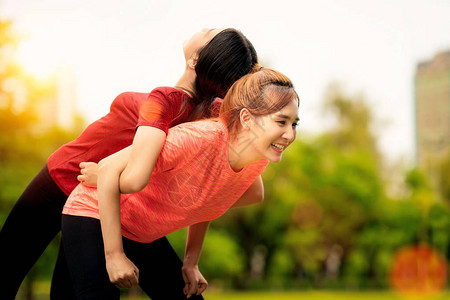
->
[244,186,264,206]
[97,160,112,176]
[119,175,148,194]
[253,188,264,204]
[251,180,264,204]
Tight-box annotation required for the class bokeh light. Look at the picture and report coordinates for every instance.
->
[389,244,447,297]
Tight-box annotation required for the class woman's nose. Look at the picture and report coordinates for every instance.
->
[283,126,296,142]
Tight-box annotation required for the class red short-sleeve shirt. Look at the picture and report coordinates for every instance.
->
[47,87,192,195]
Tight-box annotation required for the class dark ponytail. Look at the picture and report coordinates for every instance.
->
[187,28,258,121]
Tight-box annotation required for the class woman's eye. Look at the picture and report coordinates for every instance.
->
[276,121,286,125]
[292,123,298,127]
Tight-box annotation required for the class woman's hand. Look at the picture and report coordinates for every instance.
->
[182,264,208,298]
[105,252,139,289]
[77,162,99,186]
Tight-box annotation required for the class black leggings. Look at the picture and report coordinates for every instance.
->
[0,165,70,299]
[61,215,204,300]
[0,165,197,299]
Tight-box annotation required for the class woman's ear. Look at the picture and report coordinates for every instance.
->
[239,108,252,129]
[187,57,198,70]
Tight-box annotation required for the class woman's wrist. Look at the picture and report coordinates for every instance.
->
[183,253,200,266]
[182,261,199,268]
[105,248,126,259]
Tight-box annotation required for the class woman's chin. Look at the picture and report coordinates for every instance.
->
[268,154,283,163]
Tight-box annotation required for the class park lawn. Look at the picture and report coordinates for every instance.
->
[24,282,449,300]
[201,290,450,300]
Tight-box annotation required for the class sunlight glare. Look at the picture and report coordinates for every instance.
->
[16,38,61,80]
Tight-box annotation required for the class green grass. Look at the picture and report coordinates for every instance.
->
[21,282,449,300]
[119,290,450,300]
[201,290,449,300]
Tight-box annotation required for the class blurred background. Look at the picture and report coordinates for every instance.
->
[0,0,449,299]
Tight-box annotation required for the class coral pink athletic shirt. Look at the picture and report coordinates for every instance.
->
[63,120,268,243]
[47,87,193,195]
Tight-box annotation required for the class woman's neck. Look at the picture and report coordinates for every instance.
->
[227,131,260,171]
[174,67,196,98]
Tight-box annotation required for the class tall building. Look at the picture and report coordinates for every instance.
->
[414,50,450,196]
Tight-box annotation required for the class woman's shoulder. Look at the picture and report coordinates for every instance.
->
[149,86,189,100]
[110,87,185,110]
[168,120,226,146]
[110,92,150,110]
[182,119,225,135]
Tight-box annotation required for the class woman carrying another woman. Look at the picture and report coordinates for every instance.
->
[62,68,300,299]
[0,28,259,300]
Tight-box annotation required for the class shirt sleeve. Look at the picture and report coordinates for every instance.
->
[137,87,176,135]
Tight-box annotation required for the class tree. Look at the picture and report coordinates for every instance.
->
[439,151,450,206]
[0,18,85,299]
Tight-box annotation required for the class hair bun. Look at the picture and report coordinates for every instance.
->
[252,63,263,73]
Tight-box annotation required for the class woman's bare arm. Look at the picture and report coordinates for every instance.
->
[182,221,210,298]
[96,126,166,287]
[96,146,139,288]
[118,126,166,194]
[231,175,264,208]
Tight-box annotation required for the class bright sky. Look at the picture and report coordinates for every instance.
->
[1,0,450,165]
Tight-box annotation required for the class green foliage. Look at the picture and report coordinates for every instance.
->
[207,84,450,291]
[2,16,449,297]
[0,18,87,300]
[167,227,245,287]
[427,202,450,256]
[201,229,245,280]
[438,151,450,205]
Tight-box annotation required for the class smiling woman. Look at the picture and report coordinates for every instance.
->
[60,68,299,299]
[220,67,300,168]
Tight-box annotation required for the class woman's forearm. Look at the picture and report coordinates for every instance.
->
[119,126,166,194]
[184,221,210,266]
[183,221,210,298]
[97,147,131,257]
